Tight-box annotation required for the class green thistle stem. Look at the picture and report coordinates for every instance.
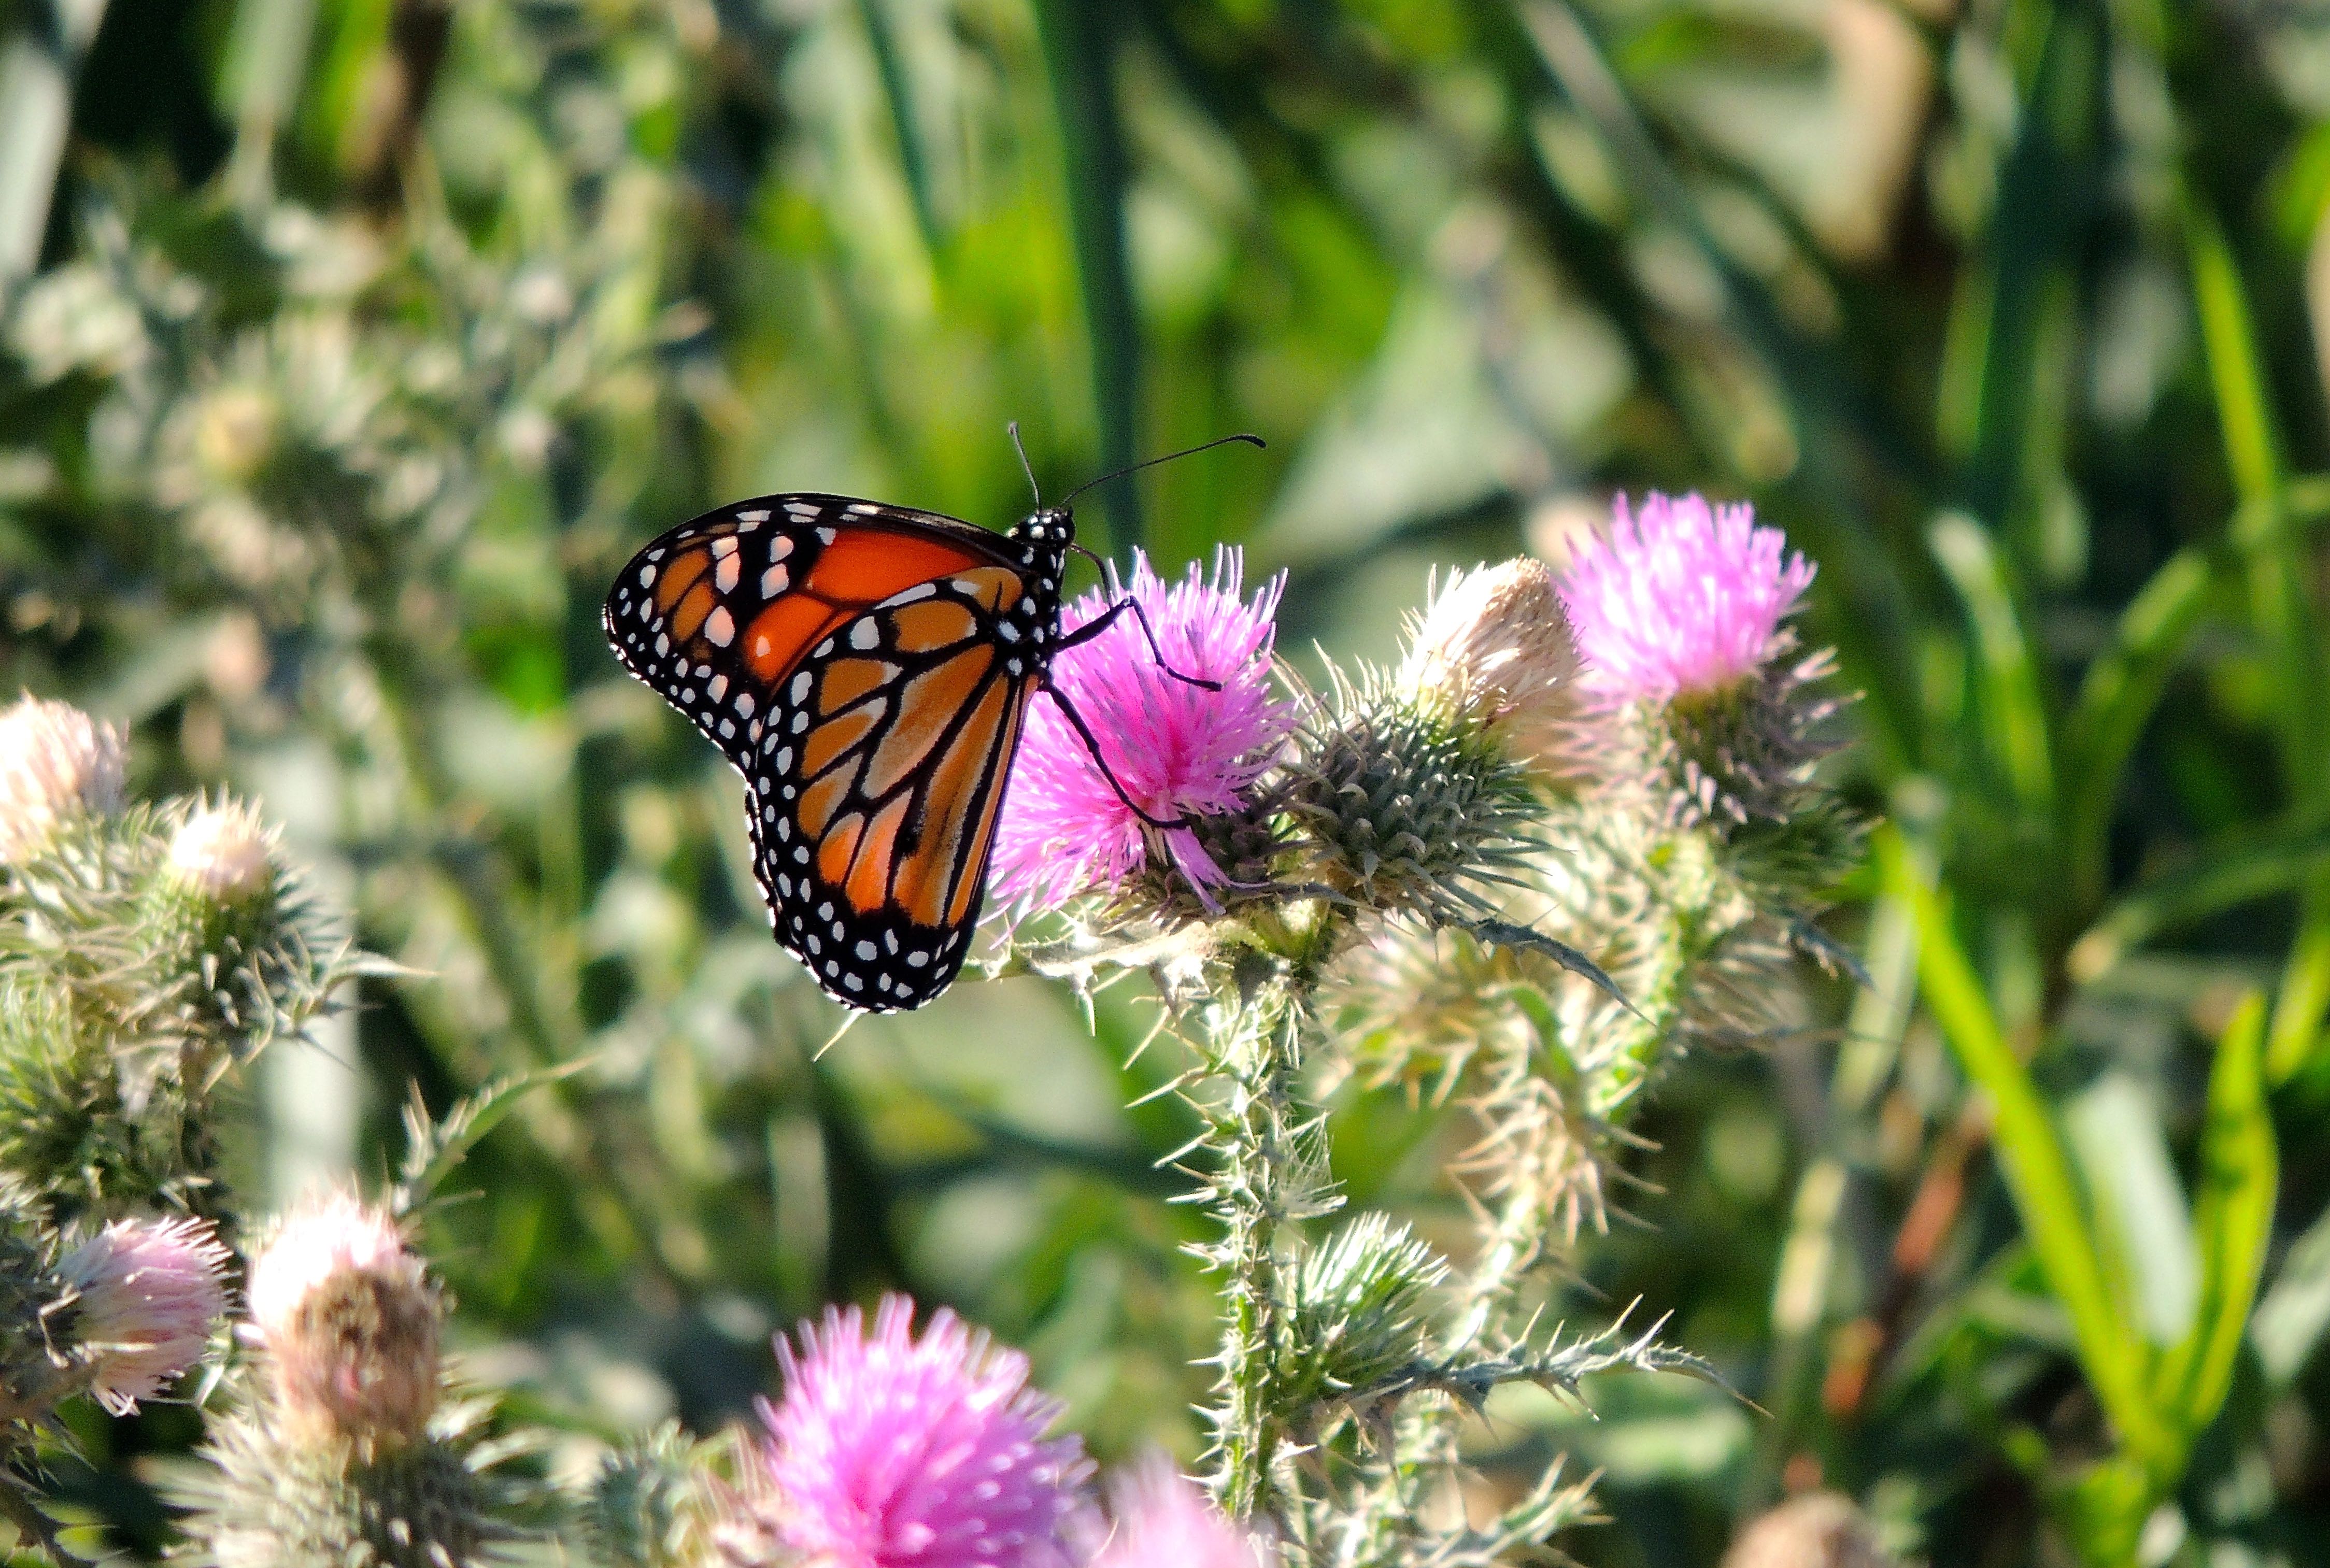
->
[1206,987,1305,1521]
[1583,885,1716,1122]
[1363,868,1725,1543]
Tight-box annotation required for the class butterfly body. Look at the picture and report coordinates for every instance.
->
[604,494,1077,1011]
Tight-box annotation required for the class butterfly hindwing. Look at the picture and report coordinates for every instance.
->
[751,570,1035,1008]
[604,494,1049,1012]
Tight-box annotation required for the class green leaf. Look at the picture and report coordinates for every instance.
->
[2187,201,2329,794]
[2152,992,2276,1445]
[2054,1453,2156,1568]
[392,1059,594,1217]
[2266,882,2330,1085]
[857,0,943,255]
[1464,917,1637,1014]
[2185,201,2283,506]
[1876,828,2169,1467]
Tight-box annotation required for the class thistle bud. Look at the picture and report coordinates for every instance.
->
[244,1192,441,1451]
[0,695,125,863]
[56,1215,231,1414]
[1276,1214,1445,1404]
[182,1416,499,1568]
[1279,673,1542,921]
[164,799,279,913]
[584,1423,713,1568]
[176,1197,501,1565]
[1399,560,1589,780]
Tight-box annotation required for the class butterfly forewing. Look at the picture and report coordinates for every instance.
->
[603,494,1046,1011]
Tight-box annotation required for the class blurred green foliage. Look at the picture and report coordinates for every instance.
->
[7,0,2330,1562]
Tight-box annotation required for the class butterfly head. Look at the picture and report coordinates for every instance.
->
[1012,506,1076,547]
[1007,505,1079,602]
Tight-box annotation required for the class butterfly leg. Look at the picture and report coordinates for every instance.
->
[1040,678,1199,831]
[1053,597,1224,692]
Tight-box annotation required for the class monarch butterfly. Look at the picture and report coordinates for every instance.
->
[603,433,1262,1013]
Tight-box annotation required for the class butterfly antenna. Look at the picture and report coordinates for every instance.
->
[1059,433,1264,510]
[1008,421,1042,508]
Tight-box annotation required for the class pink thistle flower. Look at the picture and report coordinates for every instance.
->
[757,1294,1093,1568]
[244,1191,441,1446]
[1091,1457,1267,1568]
[57,1216,232,1414]
[1556,493,1815,705]
[992,548,1289,910]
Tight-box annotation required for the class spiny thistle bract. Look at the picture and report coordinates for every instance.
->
[0,1205,71,1422]
[0,763,355,1231]
[0,971,216,1229]
[1275,1215,1447,1408]
[176,1404,506,1568]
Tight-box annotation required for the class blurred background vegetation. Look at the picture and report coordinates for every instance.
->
[6,0,2330,1562]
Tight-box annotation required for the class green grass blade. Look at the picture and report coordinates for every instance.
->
[2187,197,2327,788]
[2151,993,2275,1448]
[2184,200,2282,506]
[857,0,943,256]
[1876,828,2168,1466]
[1030,0,1142,557]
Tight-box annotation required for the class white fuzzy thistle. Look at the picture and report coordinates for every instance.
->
[0,695,126,863]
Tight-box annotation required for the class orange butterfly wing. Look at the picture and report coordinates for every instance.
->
[604,495,1042,1010]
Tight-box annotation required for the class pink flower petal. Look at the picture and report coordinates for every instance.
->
[992,548,1290,912]
[1557,493,1814,705]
